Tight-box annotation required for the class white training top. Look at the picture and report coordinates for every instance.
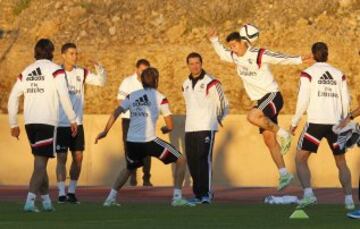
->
[117,73,143,119]
[58,64,106,127]
[8,59,76,127]
[182,71,229,132]
[210,36,302,101]
[120,88,171,142]
[291,62,350,126]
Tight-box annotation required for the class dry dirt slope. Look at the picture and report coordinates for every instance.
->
[0,0,360,114]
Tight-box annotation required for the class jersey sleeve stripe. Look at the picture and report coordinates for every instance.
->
[206,79,221,95]
[53,69,65,78]
[300,71,312,81]
[161,98,169,104]
[17,74,23,81]
[256,48,266,68]
[342,75,346,81]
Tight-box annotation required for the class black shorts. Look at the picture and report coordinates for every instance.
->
[126,138,182,170]
[297,123,345,155]
[255,92,284,134]
[25,124,56,158]
[56,125,85,153]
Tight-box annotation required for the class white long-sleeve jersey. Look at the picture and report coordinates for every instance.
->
[210,37,302,101]
[182,71,229,132]
[58,64,106,126]
[8,59,76,127]
[291,62,350,126]
[117,73,143,119]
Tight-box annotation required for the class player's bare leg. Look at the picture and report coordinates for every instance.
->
[247,108,291,155]
[295,150,317,208]
[334,154,354,209]
[263,130,293,190]
[56,152,67,202]
[67,150,83,203]
[25,156,49,212]
[103,168,132,207]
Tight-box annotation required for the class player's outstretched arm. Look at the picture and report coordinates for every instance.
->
[84,62,107,86]
[208,28,234,63]
[95,106,125,143]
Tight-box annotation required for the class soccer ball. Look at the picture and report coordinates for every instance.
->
[239,24,259,45]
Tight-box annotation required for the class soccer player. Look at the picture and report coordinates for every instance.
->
[56,43,107,204]
[290,42,354,210]
[96,67,193,206]
[182,52,229,204]
[337,106,360,218]
[7,39,77,212]
[117,59,152,186]
[208,24,311,190]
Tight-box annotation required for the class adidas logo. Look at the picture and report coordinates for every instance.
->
[26,67,44,81]
[133,94,151,107]
[318,71,336,85]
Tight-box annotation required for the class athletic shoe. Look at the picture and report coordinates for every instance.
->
[42,201,55,212]
[296,195,317,209]
[143,180,153,187]
[188,197,202,205]
[171,198,196,207]
[277,173,294,191]
[200,196,211,204]
[103,199,121,207]
[279,134,291,155]
[57,195,67,204]
[24,203,40,213]
[347,209,360,219]
[345,202,356,210]
[67,193,80,204]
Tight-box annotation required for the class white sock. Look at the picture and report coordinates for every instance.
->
[277,128,289,138]
[304,188,314,197]
[68,180,77,194]
[173,188,182,200]
[279,168,288,177]
[41,194,51,203]
[107,189,118,201]
[345,194,354,204]
[58,181,66,196]
[26,192,36,205]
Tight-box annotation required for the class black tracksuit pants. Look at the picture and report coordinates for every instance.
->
[185,131,215,199]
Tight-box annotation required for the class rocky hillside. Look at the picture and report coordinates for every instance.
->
[0,0,360,114]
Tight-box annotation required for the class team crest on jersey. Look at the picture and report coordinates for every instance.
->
[200,83,205,89]
[248,59,253,64]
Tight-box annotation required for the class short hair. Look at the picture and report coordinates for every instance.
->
[226,32,241,42]
[34,39,54,60]
[186,52,203,64]
[141,67,159,89]
[136,59,150,68]
[312,42,328,62]
[61,43,77,54]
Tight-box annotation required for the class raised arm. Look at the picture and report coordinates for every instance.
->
[84,64,107,86]
[208,29,234,63]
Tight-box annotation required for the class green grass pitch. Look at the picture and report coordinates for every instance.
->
[0,202,358,229]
